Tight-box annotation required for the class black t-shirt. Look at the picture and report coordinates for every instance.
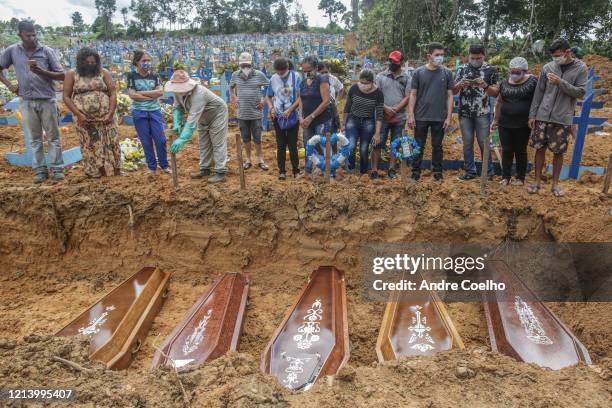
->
[300,74,332,127]
[498,75,538,128]
[560,60,575,74]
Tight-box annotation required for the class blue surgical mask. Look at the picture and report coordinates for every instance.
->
[432,55,444,66]
[510,72,525,82]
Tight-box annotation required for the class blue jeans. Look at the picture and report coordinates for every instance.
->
[374,120,405,149]
[302,119,331,173]
[21,99,64,174]
[133,109,168,171]
[460,115,494,176]
[345,115,375,174]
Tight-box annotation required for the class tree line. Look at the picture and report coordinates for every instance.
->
[356,0,611,58]
[1,0,609,59]
[85,0,348,39]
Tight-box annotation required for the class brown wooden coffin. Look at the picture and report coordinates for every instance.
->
[376,282,464,362]
[56,267,171,370]
[483,260,591,370]
[261,266,349,391]
[151,273,249,370]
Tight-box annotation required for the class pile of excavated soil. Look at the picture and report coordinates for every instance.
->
[0,101,610,407]
[1,334,609,407]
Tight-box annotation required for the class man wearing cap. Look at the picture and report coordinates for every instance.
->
[371,50,412,179]
[453,44,499,181]
[230,52,270,171]
[166,70,229,183]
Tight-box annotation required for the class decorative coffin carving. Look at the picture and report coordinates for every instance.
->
[261,266,350,391]
[483,260,591,369]
[151,273,250,370]
[376,284,464,362]
[56,267,171,370]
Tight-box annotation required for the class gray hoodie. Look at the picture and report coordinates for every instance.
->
[529,59,588,126]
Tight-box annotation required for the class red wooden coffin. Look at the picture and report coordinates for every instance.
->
[376,288,464,362]
[483,260,591,370]
[56,267,171,370]
[151,273,250,370]
[261,266,350,391]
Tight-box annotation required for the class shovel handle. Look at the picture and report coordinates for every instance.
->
[168,132,179,188]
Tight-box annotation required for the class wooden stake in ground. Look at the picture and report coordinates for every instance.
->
[480,139,491,196]
[168,132,179,188]
[400,159,408,186]
[603,153,612,194]
[235,132,246,190]
[325,132,332,183]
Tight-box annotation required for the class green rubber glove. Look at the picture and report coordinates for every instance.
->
[172,109,184,134]
[170,122,196,153]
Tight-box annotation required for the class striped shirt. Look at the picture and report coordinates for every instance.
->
[230,69,269,120]
[344,84,384,120]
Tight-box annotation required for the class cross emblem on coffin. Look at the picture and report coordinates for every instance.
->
[407,305,435,352]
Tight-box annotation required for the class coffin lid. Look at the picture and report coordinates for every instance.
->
[151,272,250,370]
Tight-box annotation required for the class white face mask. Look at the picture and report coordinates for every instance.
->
[432,55,444,66]
[552,55,567,65]
[241,68,252,76]
[358,83,373,93]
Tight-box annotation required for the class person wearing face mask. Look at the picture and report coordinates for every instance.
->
[298,56,332,174]
[265,57,303,180]
[126,50,169,175]
[0,21,66,183]
[230,52,270,171]
[487,57,537,186]
[318,62,344,134]
[63,47,121,178]
[528,38,588,197]
[453,44,499,181]
[343,69,384,175]
[166,70,229,183]
[407,43,455,182]
[371,51,413,180]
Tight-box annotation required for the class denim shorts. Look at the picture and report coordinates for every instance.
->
[239,119,262,144]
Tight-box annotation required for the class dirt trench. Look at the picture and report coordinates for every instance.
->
[0,175,611,407]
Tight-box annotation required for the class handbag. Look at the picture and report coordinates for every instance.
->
[277,72,299,130]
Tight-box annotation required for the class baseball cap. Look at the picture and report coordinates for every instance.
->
[388,51,402,63]
[239,52,252,65]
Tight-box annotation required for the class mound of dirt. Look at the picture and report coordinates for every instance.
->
[0,333,609,408]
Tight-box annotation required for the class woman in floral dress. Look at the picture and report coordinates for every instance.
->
[63,47,121,177]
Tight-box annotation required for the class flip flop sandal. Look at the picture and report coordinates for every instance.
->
[243,162,252,170]
[258,162,269,171]
[551,186,565,197]
[527,184,540,194]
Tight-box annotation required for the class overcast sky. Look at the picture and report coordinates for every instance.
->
[0,0,352,29]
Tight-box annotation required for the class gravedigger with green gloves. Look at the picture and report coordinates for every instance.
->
[164,70,229,183]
